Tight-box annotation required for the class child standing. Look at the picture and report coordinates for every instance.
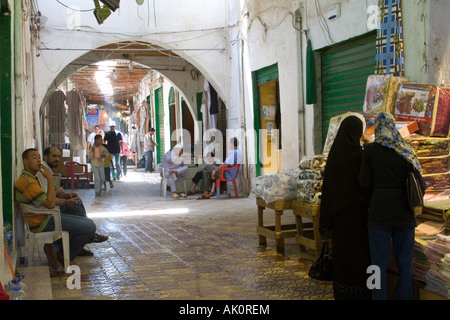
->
[89,134,109,197]
[103,145,113,190]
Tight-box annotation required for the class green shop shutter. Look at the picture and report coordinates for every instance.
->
[321,32,376,141]
[154,87,165,164]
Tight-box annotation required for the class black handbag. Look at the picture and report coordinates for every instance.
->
[406,164,424,216]
[308,233,332,281]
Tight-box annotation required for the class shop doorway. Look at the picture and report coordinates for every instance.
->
[252,64,281,176]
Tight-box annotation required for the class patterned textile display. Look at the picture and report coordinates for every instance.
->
[375,0,404,75]
[394,83,437,136]
[363,75,408,115]
[48,90,66,149]
[67,90,87,151]
[432,87,450,137]
[406,135,450,157]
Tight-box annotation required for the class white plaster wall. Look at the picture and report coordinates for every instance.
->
[240,0,381,170]
[428,0,450,86]
[403,0,429,84]
[32,0,234,139]
[240,0,303,173]
[303,0,378,51]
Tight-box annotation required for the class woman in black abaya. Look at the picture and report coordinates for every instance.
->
[319,115,372,300]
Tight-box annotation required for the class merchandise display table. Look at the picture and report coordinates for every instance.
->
[256,198,296,253]
[292,201,323,260]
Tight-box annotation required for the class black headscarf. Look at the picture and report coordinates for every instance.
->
[319,116,365,232]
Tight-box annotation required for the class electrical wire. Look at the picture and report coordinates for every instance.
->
[55,0,94,12]
[314,0,336,45]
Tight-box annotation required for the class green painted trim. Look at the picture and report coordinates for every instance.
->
[0,12,13,223]
[251,73,261,178]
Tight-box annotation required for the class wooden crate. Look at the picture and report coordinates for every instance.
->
[256,198,296,254]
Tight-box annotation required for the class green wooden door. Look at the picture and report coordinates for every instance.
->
[252,63,279,177]
[154,87,165,164]
[321,32,376,141]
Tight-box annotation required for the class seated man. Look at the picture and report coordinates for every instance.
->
[187,152,221,196]
[162,144,189,199]
[15,148,96,271]
[197,137,243,200]
[40,147,108,255]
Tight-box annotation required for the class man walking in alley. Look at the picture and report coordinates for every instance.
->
[144,127,158,173]
[104,121,123,180]
[15,148,96,270]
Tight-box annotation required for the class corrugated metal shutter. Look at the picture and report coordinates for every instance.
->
[155,87,165,164]
[321,33,376,141]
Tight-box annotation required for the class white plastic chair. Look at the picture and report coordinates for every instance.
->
[158,164,186,197]
[18,203,70,273]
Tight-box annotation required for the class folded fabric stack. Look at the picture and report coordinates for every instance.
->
[405,135,450,194]
[424,238,450,298]
[420,191,450,236]
[441,254,450,288]
[414,221,444,283]
[295,156,327,205]
[251,170,299,204]
[413,237,431,283]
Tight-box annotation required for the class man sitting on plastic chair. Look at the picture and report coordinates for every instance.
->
[197,137,242,200]
[15,148,96,271]
[162,144,189,199]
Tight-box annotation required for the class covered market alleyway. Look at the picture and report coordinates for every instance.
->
[23,170,333,300]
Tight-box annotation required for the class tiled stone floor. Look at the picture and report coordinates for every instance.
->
[45,171,332,300]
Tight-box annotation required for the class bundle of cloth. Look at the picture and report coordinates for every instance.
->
[424,237,450,299]
[295,156,327,205]
[423,173,450,192]
[413,237,431,283]
[406,135,450,193]
[252,170,299,203]
[407,135,449,157]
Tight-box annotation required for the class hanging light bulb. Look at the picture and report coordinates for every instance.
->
[113,69,118,79]
[136,0,144,5]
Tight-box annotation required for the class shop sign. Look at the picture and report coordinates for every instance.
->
[86,108,99,125]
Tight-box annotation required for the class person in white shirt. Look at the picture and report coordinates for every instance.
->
[162,144,189,199]
[197,137,242,200]
[144,128,158,172]
[86,125,100,153]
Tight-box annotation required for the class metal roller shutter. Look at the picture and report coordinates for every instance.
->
[321,33,376,141]
[155,87,165,164]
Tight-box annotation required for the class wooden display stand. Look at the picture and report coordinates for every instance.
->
[292,201,323,260]
[256,197,296,253]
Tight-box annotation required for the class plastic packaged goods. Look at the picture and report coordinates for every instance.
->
[296,190,322,204]
[423,172,450,191]
[419,156,449,175]
[428,87,450,137]
[298,156,327,171]
[406,134,450,157]
[251,170,300,204]
[394,83,437,136]
[363,74,409,115]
